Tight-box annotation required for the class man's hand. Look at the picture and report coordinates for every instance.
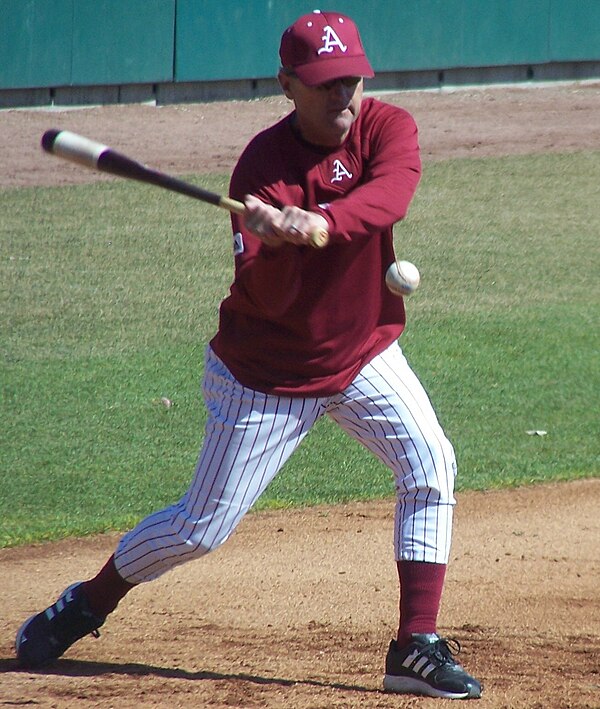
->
[244,195,329,247]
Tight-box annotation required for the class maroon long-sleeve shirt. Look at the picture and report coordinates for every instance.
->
[210,97,421,396]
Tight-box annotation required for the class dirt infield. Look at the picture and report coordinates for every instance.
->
[1,83,600,708]
[2,83,600,188]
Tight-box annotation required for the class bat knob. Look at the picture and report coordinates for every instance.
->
[41,129,61,153]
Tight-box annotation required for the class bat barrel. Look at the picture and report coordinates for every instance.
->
[41,128,109,170]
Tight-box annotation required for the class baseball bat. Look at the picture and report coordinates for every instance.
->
[40,129,329,248]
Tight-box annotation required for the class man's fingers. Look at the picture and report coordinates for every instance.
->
[243,196,328,247]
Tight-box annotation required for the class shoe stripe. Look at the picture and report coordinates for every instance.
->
[420,662,437,678]
[44,590,73,621]
[412,656,426,672]
[401,649,420,668]
[413,657,431,674]
[401,649,437,679]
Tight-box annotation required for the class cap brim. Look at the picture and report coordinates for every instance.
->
[293,55,374,86]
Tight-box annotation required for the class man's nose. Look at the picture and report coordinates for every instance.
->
[330,80,353,99]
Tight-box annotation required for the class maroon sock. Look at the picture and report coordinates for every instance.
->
[396,560,447,648]
[82,554,136,618]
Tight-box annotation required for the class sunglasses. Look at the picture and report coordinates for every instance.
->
[283,70,361,91]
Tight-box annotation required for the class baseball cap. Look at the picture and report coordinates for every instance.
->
[279,10,374,86]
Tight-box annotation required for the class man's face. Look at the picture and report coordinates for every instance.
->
[279,72,364,148]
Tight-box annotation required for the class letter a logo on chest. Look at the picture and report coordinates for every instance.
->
[331,159,353,183]
[318,26,348,55]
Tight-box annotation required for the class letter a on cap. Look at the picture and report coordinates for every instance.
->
[318,26,348,55]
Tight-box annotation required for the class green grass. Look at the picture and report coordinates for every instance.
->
[1,152,598,547]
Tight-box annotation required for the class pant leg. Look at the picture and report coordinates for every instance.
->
[327,342,457,564]
[114,348,325,584]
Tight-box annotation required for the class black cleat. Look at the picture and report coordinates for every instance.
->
[383,633,482,699]
[16,583,105,669]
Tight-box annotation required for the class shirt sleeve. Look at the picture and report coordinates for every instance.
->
[315,106,421,241]
[228,132,304,318]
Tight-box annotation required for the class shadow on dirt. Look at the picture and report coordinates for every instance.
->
[0,657,381,694]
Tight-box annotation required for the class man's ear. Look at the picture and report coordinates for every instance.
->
[278,70,294,100]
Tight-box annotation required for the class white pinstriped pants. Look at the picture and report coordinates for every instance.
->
[114,342,457,584]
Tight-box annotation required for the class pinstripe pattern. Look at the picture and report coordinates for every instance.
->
[114,343,456,583]
[115,349,325,582]
[327,344,456,563]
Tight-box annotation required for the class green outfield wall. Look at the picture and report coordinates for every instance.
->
[1,0,599,105]
[0,0,175,89]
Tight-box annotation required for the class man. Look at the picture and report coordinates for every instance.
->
[15,10,482,700]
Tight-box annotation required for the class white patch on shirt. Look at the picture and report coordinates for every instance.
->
[233,231,244,255]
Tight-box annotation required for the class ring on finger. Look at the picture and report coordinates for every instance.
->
[289,224,300,233]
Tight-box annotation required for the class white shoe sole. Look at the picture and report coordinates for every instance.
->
[383,673,476,699]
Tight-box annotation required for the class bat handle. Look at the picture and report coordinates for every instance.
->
[308,227,329,248]
[219,196,246,216]
[222,197,329,248]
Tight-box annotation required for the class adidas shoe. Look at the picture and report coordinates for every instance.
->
[383,633,482,699]
[15,582,105,669]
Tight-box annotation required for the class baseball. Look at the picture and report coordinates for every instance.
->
[385,260,420,296]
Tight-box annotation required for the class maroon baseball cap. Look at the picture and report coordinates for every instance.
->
[279,10,374,86]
